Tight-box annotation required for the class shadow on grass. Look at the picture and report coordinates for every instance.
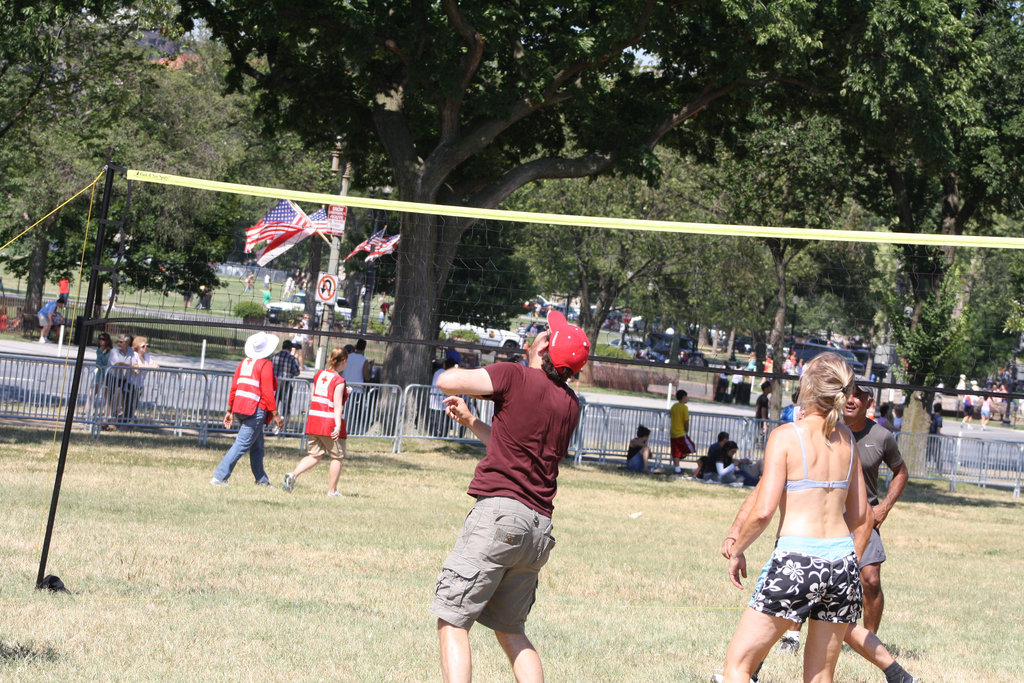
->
[0,639,60,664]
[897,480,1021,509]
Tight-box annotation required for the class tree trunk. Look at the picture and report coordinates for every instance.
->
[25,227,49,314]
[768,244,788,420]
[383,211,438,386]
[902,389,933,436]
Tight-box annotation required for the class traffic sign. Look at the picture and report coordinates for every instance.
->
[316,273,338,304]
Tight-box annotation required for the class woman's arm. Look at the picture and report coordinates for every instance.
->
[331,382,345,440]
[729,427,789,556]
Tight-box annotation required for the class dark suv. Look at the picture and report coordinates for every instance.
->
[646,333,708,367]
[851,348,888,381]
[792,342,865,374]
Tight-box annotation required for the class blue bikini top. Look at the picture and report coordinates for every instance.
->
[785,422,854,492]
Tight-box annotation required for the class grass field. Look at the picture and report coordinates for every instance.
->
[1,425,1022,682]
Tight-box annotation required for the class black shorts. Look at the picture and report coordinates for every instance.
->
[748,536,862,624]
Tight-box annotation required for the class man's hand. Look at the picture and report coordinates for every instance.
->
[720,536,736,560]
[223,411,233,429]
[273,413,284,430]
[872,504,889,529]
[443,396,473,426]
[728,553,747,589]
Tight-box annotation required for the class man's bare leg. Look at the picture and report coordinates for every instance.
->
[495,630,544,683]
[438,619,472,683]
[860,563,884,633]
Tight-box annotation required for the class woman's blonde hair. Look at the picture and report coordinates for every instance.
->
[798,352,854,438]
[132,336,148,353]
[328,346,349,371]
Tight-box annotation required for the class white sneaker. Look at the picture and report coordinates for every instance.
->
[38,338,47,344]
[327,490,343,498]
[282,472,296,493]
[210,477,228,487]
[778,634,800,654]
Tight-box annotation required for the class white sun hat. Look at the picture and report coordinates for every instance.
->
[244,331,280,360]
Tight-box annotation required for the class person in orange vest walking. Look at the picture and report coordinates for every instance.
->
[211,331,284,487]
[282,347,349,497]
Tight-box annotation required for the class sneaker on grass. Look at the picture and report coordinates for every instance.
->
[282,473,296,493]
[777,633,800,654]
[327,490,343,498]
[255,478,274,488]
[210,477,228,487]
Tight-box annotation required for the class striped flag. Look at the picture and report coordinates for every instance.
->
[308,207,328,233]
[245,200,314,253]
[365,233,400,262]
[344,229,386,261]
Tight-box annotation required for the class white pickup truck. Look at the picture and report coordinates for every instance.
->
[266,291,353,325]
[440,321,521,349]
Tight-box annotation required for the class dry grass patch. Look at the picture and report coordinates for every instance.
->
[0,426,1021,681]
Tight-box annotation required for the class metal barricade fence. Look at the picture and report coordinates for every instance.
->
[571,407,777,468]
[396,384,496,453]
[0,354,91,422]
[0,354,1020,496]
[896,431,1023,497]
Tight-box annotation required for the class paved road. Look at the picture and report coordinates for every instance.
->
[5,336,1024,443]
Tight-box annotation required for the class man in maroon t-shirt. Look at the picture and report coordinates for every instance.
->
[430,310,589,682]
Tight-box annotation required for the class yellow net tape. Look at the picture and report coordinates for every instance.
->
[128,168,1018,249]
[0,169,106,254]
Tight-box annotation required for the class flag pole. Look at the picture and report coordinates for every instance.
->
[317,138,352,368]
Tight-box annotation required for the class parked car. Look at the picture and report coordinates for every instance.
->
[792,341,864,374]
[851,348,889,381]
[646,333,708,366]
[266,291,352,325]
[440,321,521,349]
[607,337,649,357]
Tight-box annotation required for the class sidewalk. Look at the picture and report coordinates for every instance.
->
[0,337,240,374]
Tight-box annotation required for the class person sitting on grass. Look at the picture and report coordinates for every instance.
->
[697,431,730,479]
[704,441,760,487]
[625,425,663,474]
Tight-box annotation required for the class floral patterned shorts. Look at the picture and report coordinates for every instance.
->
[748,536,863,624]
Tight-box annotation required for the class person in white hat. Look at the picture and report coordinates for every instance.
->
[211,331,284,486]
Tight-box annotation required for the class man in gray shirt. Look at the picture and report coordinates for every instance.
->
[845,377,910,634]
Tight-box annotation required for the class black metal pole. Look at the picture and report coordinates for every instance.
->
[36,163,122,588]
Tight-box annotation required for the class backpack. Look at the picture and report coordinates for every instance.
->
[781,405,795,423]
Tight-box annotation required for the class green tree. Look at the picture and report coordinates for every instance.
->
[825,2,1024,432]
[179,0,901,383]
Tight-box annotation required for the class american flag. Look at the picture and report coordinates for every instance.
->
[245,200,314,253]
[308,207,328,233]
[365,233,400,262]
[344,229,387,261]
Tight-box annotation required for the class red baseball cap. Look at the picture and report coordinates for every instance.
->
[546,310,590,374]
